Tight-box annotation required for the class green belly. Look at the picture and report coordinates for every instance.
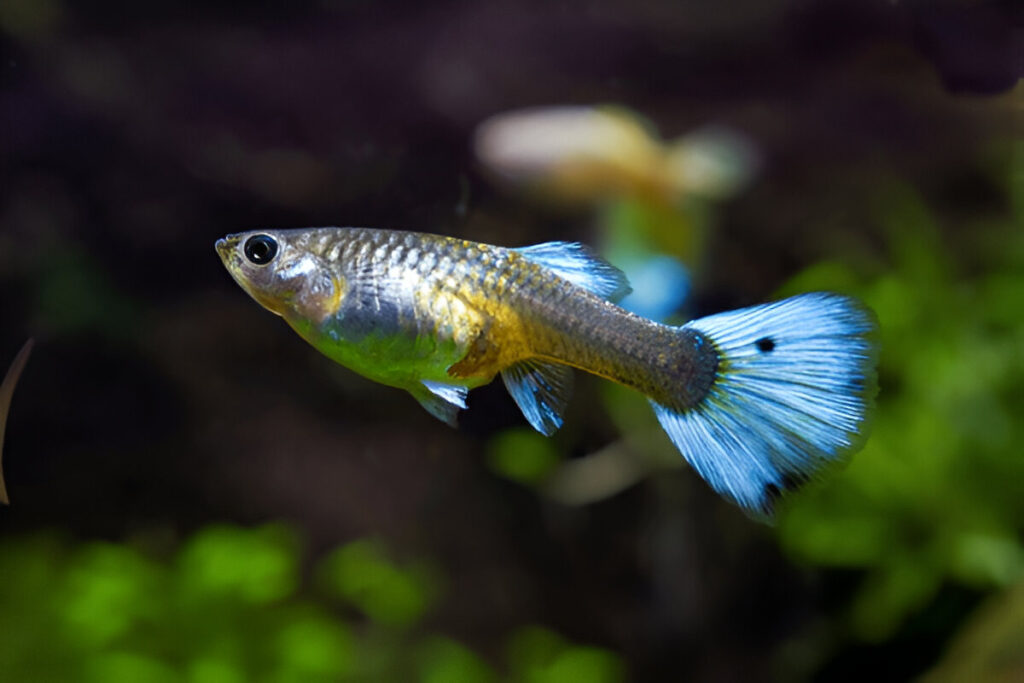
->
[285,313,483,392]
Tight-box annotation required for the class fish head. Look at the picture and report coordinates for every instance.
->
[216,230,344,322]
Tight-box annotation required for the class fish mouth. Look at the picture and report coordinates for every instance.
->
[215,235,241,263]
[215,233,274,312]
[215,235,248,278]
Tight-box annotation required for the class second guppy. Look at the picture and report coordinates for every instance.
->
[216,228,877,515]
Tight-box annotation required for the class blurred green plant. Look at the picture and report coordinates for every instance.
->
[486,428,561,485]
[317,538,437,628]
[483,126,1024,658]
[920,575,1024,682]
[505,626,626,683]
[0,525,625,682]
[34,247,138,338]
[775,166,1024,640]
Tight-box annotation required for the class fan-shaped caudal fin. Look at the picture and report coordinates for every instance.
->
[650,294,877,518]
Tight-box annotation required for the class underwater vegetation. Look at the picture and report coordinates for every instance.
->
[776,175,1024,643]
[0,525,625,683]
[2,121,1017,681]
[2,153,1019,679]
[476,110,1024,674]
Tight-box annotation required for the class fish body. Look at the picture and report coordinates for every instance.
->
[217,228,877,516]
[474,106,758,203]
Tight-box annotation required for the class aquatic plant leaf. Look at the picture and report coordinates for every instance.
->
[0,339,34,506]
[485,428,561,484]
[417,637,497,683]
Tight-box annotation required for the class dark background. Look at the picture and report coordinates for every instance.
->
[1,0,1021,681]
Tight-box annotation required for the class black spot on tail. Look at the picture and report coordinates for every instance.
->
[755,337,775,353]
[779,472,804,491]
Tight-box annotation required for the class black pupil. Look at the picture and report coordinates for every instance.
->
[244,235,277,264]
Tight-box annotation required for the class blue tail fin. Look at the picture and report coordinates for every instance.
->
[650,293,877,517]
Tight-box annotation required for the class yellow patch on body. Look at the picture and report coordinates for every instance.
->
[441,281,537,380]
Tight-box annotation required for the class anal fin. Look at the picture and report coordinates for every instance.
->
[412,379,469,427]
[501,359,574,436]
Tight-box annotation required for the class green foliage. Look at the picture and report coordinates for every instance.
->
[776,173,1024,639]
[0,526,625,682]
[60,543,163,648]
[519,138,1023,657]
[486,428,562,485]
[921,575,1024,682]
[417,637,498,683]
[506,626,625,683]
[34,247,137,338]
[482,143,1022,664]
[317,538,436,628]
[178,524,298,604]
[600,196,707,265]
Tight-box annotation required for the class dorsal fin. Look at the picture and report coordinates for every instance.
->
[501,359,574,436]
[513,242,631,303]
[412,379,469,427]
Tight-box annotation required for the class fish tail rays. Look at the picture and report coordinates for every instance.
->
[650,294,878,518]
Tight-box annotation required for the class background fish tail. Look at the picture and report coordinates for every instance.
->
[649,293,877,517]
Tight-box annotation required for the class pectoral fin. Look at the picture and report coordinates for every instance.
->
[501,359,574,436]
[412,379,469,427]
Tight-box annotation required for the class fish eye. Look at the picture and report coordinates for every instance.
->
[244,234,278,265]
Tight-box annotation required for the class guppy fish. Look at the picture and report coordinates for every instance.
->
[216,228,876,515]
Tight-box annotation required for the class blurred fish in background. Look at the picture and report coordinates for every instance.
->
[475,106,770,504]
[475,106,758,206]
[475,106,755,320]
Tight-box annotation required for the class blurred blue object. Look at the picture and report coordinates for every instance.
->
[616,255,690,322]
